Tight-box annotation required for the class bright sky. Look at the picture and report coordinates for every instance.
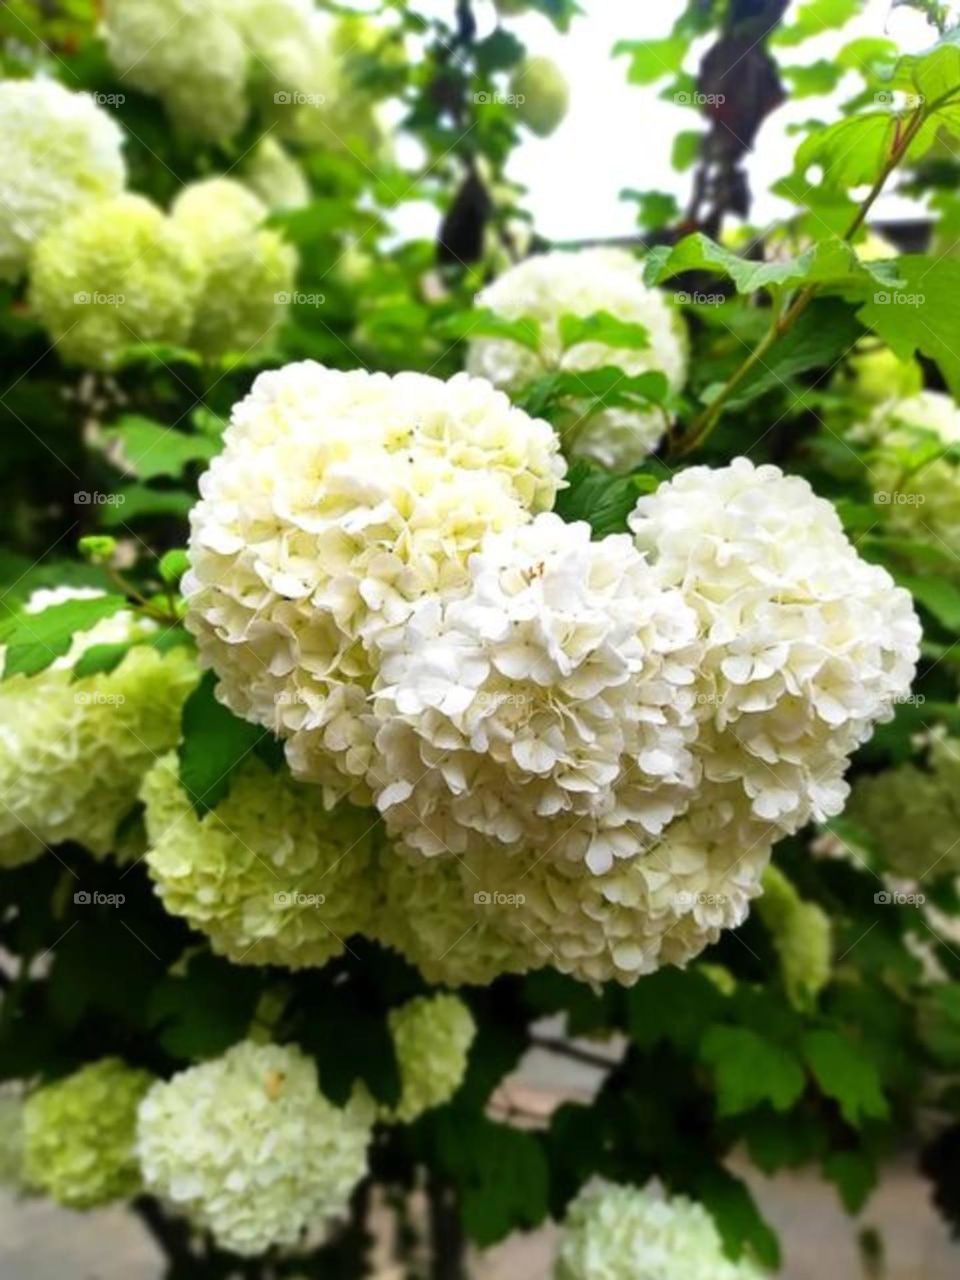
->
[393,0,941,242]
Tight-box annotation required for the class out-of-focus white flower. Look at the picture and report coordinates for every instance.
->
[0,78,126,281]
[183,361,564,801]
[171,177,297,358]
[371,513,703,874]
[137,1040,372,1257]
[630,457,921,836]
[467,249,688,469]
[556,1180,767,1279]
[241,137,311,211]
[383,994,476,1122]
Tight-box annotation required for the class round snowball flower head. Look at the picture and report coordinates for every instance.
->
[755,865,832,1010]
[384,994,476,1123]
[858,391,960,567]
[0,78,126,281]
[141,753,378,969]
[371,512,703,874]
[0,589,198,869]
[171,177,298,358]
[137,1040,372,1256]
[466,784,774,986]
[556,1180,767,1280]
[241,136,311,211]
[102,0,250,142]
[510,56,569,137]
[467,249,688,470]
[183,361,564,800]
[373,846,539,986]
[30,193,203,369]
[22,1058,154,1210]
[629,458,921,836]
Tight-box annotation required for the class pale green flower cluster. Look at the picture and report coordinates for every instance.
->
[510,57,569,137]
[22,1059,154,1210]
[241,137,311,211]
[0,590,198,869]
[849,733,960,879]
[556,1181,767,1280]
[0,78,126,281]
[171,178,298,358]
[30,193,203,369]
[141,754,378,969]
[136,1040,373,1256]
[755,866,832,1010]
[103,0,387,149]
[384,995,476,1123]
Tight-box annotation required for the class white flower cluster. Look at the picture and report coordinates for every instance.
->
[136,1040,373,1256]
[467,249,689,469]
[630,458,921,833]
[0,78,126,281]
[372,513,703,874]
[186,362,919,986]
[556,1181,766,1280]
[0,588,197,868]
[183,361,564,800]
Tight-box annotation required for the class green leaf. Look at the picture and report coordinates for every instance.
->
[474,28,525,75]
[671,130,703,171]
[626,968,725,1052]
[432,1111,549,1246]
[436,307,541,352]
[782,60,844,98]
[98,485,195,527]
[692,1165,781,1269]
[553,462,654,535]
[898,574,960,630]
[613,34,688,85]
[621,187,681,229]
[0,593,127,679]
[723,297,864,411]
[824,1150,879,1213]
[644,232,897,296]
[106,415,219,481]
[70,627,193,680]
[148,952,264,1061]
[856,255,960,397]
[178,670,264,815]
[700,1026,806,1116]
[158,548,189,586]
[558,310,650,352]
[802,1029,889,1127]
[776,0,860,46]
[794,113,897,190]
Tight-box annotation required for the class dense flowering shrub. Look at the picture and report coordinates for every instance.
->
[0,78,125,281]
[555,1181,766,1279]
[136,1040,373,1256]
[22,1059,153,1209]
[467,249,689,469]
